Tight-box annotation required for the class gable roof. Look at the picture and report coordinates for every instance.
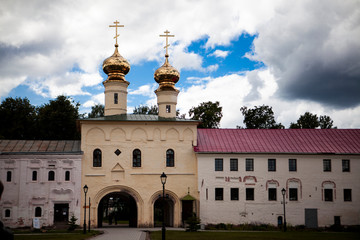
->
[0,140,82,155]
[194,129,360,154]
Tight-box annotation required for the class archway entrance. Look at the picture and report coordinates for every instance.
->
[154,197,174,227]
[97,192,137,227]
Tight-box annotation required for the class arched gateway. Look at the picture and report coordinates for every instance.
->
[94,185,143,228]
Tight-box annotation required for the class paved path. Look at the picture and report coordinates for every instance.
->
[92,227,184,240]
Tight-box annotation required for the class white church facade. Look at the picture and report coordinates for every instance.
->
[1,24,360,229]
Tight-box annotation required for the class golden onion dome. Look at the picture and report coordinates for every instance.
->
[102,44,130,82]
[154,55,180,89]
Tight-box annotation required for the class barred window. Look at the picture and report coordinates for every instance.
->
[166,149,174,167]
[133,149,141,167]
[93,149,102,167]
[215,158,223,171]
[230,158,238,171]
[268,159,276,172]
[289,159,297,171]
[246,158,254,171]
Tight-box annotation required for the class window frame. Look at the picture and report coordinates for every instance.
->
[48,170,55,181]
[5,209,11,218]
[324,189,333,202]
[32,170,38,181]
[35,207,42,217]
[166,149,175,167]
[65,170,70,181]
[215,158,223,171]
[132,149,142,167]
[114,93,118,104]
[342,159,350,172]
[245,158,254,171]
[268,188,277,201]
[323,159,331,172]
[93,149,102,168]
[6,171,12,182]
[268,159,276,172]
[289,159,297,172]
[344,189,352,202]
[246,188,254,201]
[230,158,238,171]
[289,188,298,201]
[215,188,224,201]
[231,188,239,201]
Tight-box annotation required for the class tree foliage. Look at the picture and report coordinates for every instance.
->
[0,97,37,139]
[240,105,284,129]
[189,101,223,128]
[133,105,158,115]
[290,112,335,129]
[37,95,81,140]
[88,104,104,118]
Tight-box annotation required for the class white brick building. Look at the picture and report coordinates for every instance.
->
[0,140,82,228]
[196,129,360,227]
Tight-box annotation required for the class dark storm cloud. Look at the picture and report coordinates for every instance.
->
[251,0,360,108]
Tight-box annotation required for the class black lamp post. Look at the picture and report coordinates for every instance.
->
[281,188,287,232]
[88,197,91,232]
[160,172,167,240]
[83,185,88,234]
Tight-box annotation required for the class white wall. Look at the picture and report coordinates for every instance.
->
[197,153,360,227]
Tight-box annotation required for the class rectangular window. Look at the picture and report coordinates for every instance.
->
[246,188,254,201]
[268,188,277,201]
[230,158,238,171]
[324,189,333,201]
[114,93,118,104]
[342,160,350,172]
[268,159,276,171]
[246,158,254,171]
[323,159,331,172]
[344,189,352,202]
[231,188,239,200]
[166,105,171,113]
[289,188,298,201]
[206,188,208,200]
[215,158,223,171]
[32,171,38,181]
[215,188,223,201]
[289,159,297,171]
[6,171,12,182]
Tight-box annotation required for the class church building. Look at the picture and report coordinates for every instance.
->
[79,27,199,228]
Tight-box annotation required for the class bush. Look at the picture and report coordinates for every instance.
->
[68,214,78,231]
[185,214,201,232]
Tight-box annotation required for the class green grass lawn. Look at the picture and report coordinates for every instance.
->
[14,230,101,240]
[150,230,360,240]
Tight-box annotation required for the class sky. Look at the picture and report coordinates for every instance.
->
[1,0,360,128]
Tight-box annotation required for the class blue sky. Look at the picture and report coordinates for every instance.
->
[1,0,360,128]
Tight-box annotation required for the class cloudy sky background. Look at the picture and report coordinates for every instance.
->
[1,0,359,128]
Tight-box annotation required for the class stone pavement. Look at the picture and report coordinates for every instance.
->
[92,227,184,240]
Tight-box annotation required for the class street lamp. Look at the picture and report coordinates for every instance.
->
[281,188,287,232]
[83,185,88,234]
[160,172,167,240]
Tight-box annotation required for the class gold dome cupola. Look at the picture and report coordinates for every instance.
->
[155,30,180,118]
[103,21,130,116]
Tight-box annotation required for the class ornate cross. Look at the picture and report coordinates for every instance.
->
[160,30,174,56]
[109,20,124,45]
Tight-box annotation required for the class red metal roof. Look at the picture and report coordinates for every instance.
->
[0,140,81,154]
[195,129,360,154]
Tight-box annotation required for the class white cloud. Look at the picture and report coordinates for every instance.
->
[128,84,157,97]
[208,50,230,58]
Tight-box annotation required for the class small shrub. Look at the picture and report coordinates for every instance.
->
[185,214,201,232]
[68,214,78,231]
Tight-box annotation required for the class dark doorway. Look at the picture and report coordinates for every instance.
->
[305,208,318,228]
[181,200,193,225]
[154,197,174,227]
[54,204,69,222]
[97,192,137,228]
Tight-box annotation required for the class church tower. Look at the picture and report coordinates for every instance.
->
[154,30,180,118]
[102,21,130,116]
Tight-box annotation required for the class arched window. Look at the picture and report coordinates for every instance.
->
[35,207,42,217]
[65,171,70,181]
[93,149,102,167]
[6,171,12,182]
[166,149,174,167]
[48,171,55,181]
[32,171,38,181]
[132,149,141,167]
[5,209,11,218]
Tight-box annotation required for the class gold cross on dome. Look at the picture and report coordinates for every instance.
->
[109,20,124,45]
[160,30,174,56]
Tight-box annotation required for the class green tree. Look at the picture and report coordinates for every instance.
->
[0,97,37,139]
[240,105,284,129]
[290,112,335,129]
[133,105,158,115]
[319,115,335,129]
[37,95,80,140]
[189,101,223,128]
[88,104,104,118]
